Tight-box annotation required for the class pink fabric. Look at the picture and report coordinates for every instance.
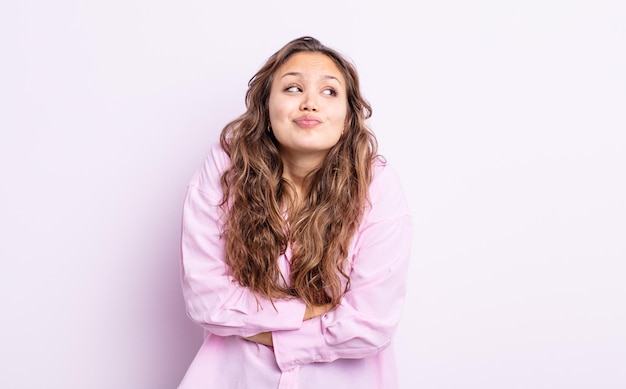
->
[178,143,412,389]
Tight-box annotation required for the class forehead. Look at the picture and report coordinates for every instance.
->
[274,52,345,83]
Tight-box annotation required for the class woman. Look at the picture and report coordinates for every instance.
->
[178,36,412,389]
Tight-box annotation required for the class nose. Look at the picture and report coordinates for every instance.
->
[300,92,319,112]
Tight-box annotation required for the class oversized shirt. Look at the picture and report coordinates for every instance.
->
[178,143,412,389]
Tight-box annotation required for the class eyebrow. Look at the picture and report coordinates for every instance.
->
[280,72,343,85]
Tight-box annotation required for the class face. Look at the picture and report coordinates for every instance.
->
[268,52,348,164]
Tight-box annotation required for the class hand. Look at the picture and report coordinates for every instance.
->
[303,303,333,320]
[244,332,273,347]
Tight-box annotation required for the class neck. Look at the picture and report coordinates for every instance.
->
[280,153,324,185]
[280,151,325,203]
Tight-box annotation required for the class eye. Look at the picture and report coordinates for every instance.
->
[322,88,338,96]
[285,85,302,93]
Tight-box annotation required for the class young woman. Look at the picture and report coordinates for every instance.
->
[178,36,412,389]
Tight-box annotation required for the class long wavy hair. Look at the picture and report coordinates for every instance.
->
[219,36,378,307]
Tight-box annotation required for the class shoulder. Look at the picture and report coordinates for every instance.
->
[370,156,407,201]
[365,156,411,222]
[188,141,230,196]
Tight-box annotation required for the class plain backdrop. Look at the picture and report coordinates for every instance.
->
[1,1,624,388]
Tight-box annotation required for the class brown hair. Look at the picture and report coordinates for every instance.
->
[219,36,378,306]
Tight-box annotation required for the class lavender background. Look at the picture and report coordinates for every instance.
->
[1,1,624,388]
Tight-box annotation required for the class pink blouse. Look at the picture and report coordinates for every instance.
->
[178,143,412,389]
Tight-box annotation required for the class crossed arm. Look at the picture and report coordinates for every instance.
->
[243,303,333,346]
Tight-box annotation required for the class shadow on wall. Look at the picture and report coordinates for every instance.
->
[146,213,204,388]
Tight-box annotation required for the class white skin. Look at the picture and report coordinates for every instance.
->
[268,51,348,197]
[245,52,347,346]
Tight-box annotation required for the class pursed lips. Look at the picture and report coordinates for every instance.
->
[294,115,322,128]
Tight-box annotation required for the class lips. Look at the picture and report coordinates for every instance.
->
[294,115,322,128]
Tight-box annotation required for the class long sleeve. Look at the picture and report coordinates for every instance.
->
[180,143,307,337]
[271,160,413,371]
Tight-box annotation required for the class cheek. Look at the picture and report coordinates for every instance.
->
[332,99,348,118]
[268,96,291,123]
[332,105,348,126]
[267,94,277,118]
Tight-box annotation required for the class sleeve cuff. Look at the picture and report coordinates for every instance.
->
[243,297,307,333]
[272,316,329,371]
